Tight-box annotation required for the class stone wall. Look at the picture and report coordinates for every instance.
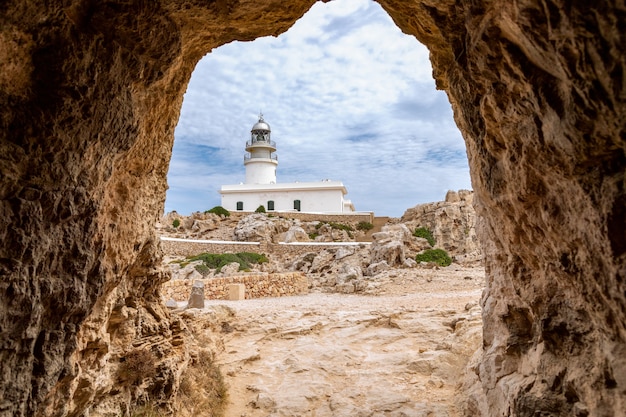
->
[161,238,261,257]
[162,272,308,301]
[161,237,370,259]
[234,211,374,224]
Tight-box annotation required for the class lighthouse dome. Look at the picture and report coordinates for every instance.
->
[252,115,270,132]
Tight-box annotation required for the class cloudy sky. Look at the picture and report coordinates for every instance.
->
[165,0,472,218]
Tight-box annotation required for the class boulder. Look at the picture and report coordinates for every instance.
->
[335,247,355,260]
[283,226,310,243]
[219,262,240,276]
[370,240,405,267]
[234,214,290,242]
[187,281,205,309]
[309,250,335,273]
[336,265,363,285]
[365,261,390,276]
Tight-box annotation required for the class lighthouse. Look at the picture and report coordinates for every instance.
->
[244,114,278,184]
[220,114,355,213]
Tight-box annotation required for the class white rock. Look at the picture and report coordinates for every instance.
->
[283,226,309,243]
[219,262,240,276]
[335,247,355,260]
[366,261,390,276]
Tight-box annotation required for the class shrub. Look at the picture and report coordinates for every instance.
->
[315,221,353,231]
[117,349,157,386]
[172,218,180,228]
[328,221,353,231]
[415,249,452,267]
[194,263,211,276]
[205,206,230,217]
[308,232,319,240]
[176,349,227,417]
[255,205,266,213]
[357,221,374,231]
[413,227,435,247]
[186,252,268,273]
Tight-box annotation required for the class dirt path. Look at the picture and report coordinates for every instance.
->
[198,265,485,417]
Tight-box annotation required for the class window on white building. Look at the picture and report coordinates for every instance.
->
[294,199,301,212]
[267,200,275,211]
[236,201,243,211]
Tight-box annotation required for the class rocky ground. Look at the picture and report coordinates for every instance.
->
[162,192,485,416]
[178,266,485,417]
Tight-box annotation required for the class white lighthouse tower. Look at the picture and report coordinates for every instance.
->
[244,114,278,184]
[220,114,356,213]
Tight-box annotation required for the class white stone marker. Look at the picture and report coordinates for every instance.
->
[228,283,245,301]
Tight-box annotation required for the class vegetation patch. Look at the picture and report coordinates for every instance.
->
[205,206,230,217]
[413,227,435,247]
[194,263,211,276]
[172,219,180,228]
[415,249,452,267]
[357,221,374,231]
[314,221,355,238]
[255,205,266,213]
[117,348,157,386]
[175,349,227,417]
[179,252,269,273]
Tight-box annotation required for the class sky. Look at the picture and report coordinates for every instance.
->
[165,0,472,218]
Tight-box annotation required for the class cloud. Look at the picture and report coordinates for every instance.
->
[166,0,471,217]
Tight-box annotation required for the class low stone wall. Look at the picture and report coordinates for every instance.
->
[161,238,260,257]
[270,211,374,224]
[228,211,374,224]
[161,237,370,259]
[262,242,371,259]
[162,272,308,301]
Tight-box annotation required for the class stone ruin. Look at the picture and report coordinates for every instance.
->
[1,1,624,416]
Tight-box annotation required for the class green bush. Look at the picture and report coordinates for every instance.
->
[185,252,269,273]
[308,232,319,240]
[413,227,435,247]
[315,221,353,231]
[194,263,211,276]
[172,219,180,228]
[328,221,353,231]
[357,221,374,231]
[255,205,266,213]
[205,206,230,217]
[415,249,452,267]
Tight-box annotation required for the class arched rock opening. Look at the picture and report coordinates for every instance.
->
[1,1,624,416]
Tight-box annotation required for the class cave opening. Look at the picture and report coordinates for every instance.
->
[2,0,624,416]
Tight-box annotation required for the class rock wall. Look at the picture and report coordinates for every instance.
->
[402,190,481,263]
[162,272,309,301]
[388,2,626,415]
[1,1,624,417]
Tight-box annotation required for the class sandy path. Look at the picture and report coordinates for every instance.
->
[198,266,485,417]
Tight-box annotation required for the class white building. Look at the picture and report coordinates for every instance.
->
[220,115,355,213]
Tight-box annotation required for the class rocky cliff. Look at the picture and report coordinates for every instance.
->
[1,1,624,416]
[402,190,481,263]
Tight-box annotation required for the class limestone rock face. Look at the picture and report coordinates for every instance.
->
[1,1,625,417]
[370,224,430,267]
[283,226,310,243]
[402,190,481,263]
[233,214,290,242]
